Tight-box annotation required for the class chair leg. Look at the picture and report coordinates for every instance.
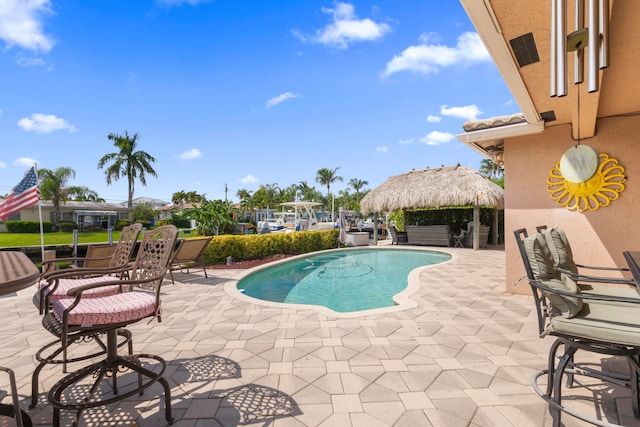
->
[628,355,640,418]
[48,329,173,427]
[202,263,207,279]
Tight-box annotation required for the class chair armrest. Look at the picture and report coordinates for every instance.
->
[42,264,129,281]
[556,267,635,286]
[531,278,640,304]
[576,263,629,272]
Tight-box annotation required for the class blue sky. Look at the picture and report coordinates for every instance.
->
[0,0,515,204]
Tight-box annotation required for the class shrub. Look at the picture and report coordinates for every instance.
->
[171,218,191,229]
[5,220,53,233]
[115,219,133,230]
[56,221,77,232]
[203,229,339,265]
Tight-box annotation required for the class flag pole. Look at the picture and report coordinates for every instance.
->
[33,164,45,266]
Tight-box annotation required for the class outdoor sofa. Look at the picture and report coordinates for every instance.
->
[405,225,452,247]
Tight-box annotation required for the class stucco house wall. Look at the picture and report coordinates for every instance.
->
[505,114,640,294]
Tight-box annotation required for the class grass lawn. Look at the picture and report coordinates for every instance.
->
[0,231,123,248]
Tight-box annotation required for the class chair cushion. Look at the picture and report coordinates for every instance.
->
[40,276,124,304]
[549,299,640,346]
[52,292,156,326]
[540,275,583,318]
[543,227,578,274]
[523,234,558,280]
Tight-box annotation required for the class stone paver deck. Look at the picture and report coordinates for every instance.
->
[1,244,638,426]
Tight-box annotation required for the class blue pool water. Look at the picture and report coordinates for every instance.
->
[237,249,451,313]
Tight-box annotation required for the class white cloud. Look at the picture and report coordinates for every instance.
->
[426,115,441,123]
[178,148,202,160]
[0,0,55,53]
[295,2,391,49]
[239,175,258,185]
[419,131,454,146]
[16,53,45,67]
[398,138,414,145]
[17,113,76,133]
[0,109,3,116]
[14,157,37,167]
[440,104,481,120]
[155,0,213,6]
[376,146,388,153]
[266,92,299,109]
[384,32,490,76]
[0,161,6,168]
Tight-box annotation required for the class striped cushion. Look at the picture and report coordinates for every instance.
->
[52,292,156,326]
[40,277,123,304]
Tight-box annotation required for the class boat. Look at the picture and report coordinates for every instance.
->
[279,201,335,231]
[257,202,335,233]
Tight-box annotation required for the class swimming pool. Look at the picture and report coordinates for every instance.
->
[235,248,451,313]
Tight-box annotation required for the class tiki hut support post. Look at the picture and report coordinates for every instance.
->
[493,208,499,245]
[473,204,480,250]
[373,211,378,245]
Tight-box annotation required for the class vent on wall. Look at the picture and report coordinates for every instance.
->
[540,111,556,122]
[510,33,540,67]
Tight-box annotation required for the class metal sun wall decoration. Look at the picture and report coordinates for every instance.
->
[547,145,626,212]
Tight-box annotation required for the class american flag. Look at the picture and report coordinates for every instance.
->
[0,166,40,221]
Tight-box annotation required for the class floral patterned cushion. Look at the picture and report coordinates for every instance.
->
[40,276,124,304]
[52,292,156,326]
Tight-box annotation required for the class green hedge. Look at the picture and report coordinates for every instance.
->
[203,229,339,264]
[5,220,53,233]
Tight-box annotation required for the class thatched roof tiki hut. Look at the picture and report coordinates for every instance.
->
[360,165,504,249]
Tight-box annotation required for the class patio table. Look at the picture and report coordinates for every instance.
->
[0,250,39,427]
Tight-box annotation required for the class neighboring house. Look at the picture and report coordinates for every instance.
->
[7,200,131,231]
[123,197,170,209]
[157,203,200,221]
[458,1,640,294]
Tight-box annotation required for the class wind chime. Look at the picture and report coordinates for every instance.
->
[546,0,626,212]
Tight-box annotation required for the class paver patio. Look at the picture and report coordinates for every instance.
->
[1,244,638,426]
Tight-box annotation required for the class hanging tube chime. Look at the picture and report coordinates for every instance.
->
[550,0,609,97]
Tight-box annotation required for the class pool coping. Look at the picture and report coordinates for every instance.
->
[224,245,457,318]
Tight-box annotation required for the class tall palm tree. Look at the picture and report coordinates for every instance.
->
[236,188,253,221]
[315,167,343,220]
[348,178,369,204]
[97,131,158,208]
[39,167,99,225]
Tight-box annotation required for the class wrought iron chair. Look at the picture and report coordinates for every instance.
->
[29,223,143,407]
[168,236,212,284]
[35,222,143,314]
[44,224,178,427]
[514,228,640,427]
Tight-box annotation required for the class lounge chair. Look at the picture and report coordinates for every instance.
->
[514,228,640,426]
[169,236,212,284]
[388,225,408,245]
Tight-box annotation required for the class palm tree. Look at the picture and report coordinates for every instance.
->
[236,188,254,221]
[69,186,103,202]
[172,190,187,206]
[348,178,369,204]
[97,131,158,208]
[315,167,343,220]
[39,167,99,225]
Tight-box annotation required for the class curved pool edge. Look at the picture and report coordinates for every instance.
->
[224,246,458,318]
